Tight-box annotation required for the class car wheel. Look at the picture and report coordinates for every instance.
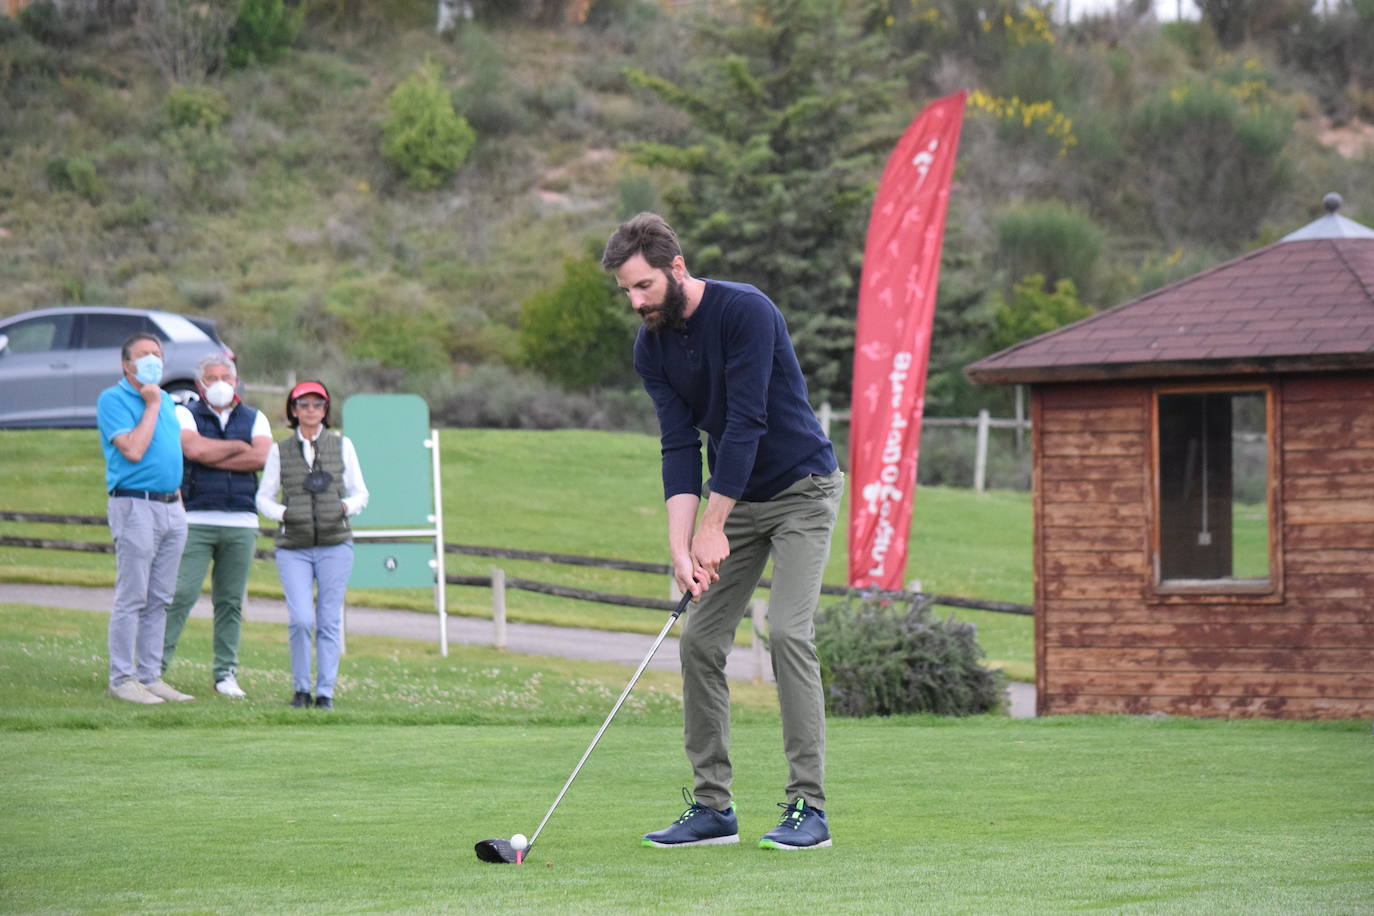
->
[165,380,200,405]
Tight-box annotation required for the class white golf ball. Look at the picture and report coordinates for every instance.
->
[510,834,528,851]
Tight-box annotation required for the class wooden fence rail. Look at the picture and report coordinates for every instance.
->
[0,510,1032,616]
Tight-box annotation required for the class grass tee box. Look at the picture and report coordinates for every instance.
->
[1,606,1371,914]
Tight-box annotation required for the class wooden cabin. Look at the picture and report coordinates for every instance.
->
[965,196,1374,719]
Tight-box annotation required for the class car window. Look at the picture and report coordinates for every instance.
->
[2,315,75,354]
[81,313,162,349]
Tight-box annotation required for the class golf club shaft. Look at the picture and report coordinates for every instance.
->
[526,591,692,854]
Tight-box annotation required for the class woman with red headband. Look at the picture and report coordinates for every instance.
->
[254,380,369,709]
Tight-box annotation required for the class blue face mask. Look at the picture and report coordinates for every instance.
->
[133,354,163,386]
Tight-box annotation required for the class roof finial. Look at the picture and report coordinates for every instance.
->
[1323,192,1343,214]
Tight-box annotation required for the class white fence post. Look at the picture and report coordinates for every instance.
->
[818,401,832,438]
[751,598,767,684]
[974,409,990,493]
[491,566,507,650]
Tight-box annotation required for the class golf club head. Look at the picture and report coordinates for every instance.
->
[474,838,519,864]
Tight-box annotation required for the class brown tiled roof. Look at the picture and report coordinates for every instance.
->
[964,237,1374,385]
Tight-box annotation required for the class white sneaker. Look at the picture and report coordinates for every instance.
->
[109,680,163,705]
[215,674,246,698]
[143,680,194,702]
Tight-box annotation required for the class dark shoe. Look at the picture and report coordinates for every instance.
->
[759,798,831,850]
[642,787,739,848]
[315,695,333,710]
[290,691,312,708]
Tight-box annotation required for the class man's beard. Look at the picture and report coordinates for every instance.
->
[640,273,687,333]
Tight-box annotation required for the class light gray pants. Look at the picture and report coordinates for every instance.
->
[108,497,187,688]
[681,470,843,811]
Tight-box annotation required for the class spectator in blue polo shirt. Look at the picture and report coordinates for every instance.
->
[96,332,196,705]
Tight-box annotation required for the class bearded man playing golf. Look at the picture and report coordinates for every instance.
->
[603,212,844,851]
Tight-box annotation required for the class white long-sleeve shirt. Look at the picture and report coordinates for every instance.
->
[254,428,369,523]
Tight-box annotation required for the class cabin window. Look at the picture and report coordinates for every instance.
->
[1155,387,1272,588]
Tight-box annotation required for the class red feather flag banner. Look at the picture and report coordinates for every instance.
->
[847,91,966,591]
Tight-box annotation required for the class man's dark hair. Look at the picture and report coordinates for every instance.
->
[601,212,683,272]
[120,333,162,363]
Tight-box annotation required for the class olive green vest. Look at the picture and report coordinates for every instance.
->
[275,430,351,549]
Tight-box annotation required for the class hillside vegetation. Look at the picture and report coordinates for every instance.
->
[2,0,1372,433]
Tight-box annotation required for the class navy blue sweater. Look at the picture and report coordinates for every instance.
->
[634,279,836,502]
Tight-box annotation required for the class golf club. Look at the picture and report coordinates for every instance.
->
[475,590,692,864]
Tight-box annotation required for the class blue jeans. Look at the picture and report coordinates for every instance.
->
[108,497,188,688]
[275,543,353,698]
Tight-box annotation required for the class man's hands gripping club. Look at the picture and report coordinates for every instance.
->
[667,491,737,599]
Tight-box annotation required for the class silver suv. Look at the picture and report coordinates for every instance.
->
[0,306,234,428]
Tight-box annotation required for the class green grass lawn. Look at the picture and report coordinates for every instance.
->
[0,428,1034,678]
[2,604,1371,914]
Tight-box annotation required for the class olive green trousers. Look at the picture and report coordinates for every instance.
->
[680,470,844,812]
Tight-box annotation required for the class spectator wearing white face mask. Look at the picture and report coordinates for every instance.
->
[162,354,272,698]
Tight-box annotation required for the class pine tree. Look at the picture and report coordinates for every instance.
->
[625,0,914,405]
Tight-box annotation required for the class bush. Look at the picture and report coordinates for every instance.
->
[160,124,236,206]
[518,256,637,390]
[226,0,303,68]
[1130,78,1293,245]
[996,201,1102,300]
[992,274,1094,351]
[45,155,104,203]
[815,593,1005,718]
[380,60,476,190]
[164,84,231,130]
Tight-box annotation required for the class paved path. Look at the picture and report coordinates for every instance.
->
[0,582,1035,717]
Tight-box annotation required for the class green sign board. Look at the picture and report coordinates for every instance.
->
[343,393,433,529]
[350,541,437,589]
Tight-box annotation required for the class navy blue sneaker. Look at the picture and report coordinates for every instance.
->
[759,798,831,850]
[642,788,739,848]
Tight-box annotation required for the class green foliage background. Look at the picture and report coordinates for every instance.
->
[518,255,638,390]
[1,0,1372,438]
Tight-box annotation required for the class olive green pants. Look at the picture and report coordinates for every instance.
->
[162,524,257,682]
[680,470,843,811]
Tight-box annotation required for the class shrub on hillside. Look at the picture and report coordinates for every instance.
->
[160,124,237,207]
[815,593,1005,718]
[996,201,1102,300]
[227,0,303,69]
[47,154,95,199]
[164,84,231,130]
[381,60,476,190]
[518,256,637,390]
[1130,77,1292,246]
[45,155,104,203]
[991,274,1094,352]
